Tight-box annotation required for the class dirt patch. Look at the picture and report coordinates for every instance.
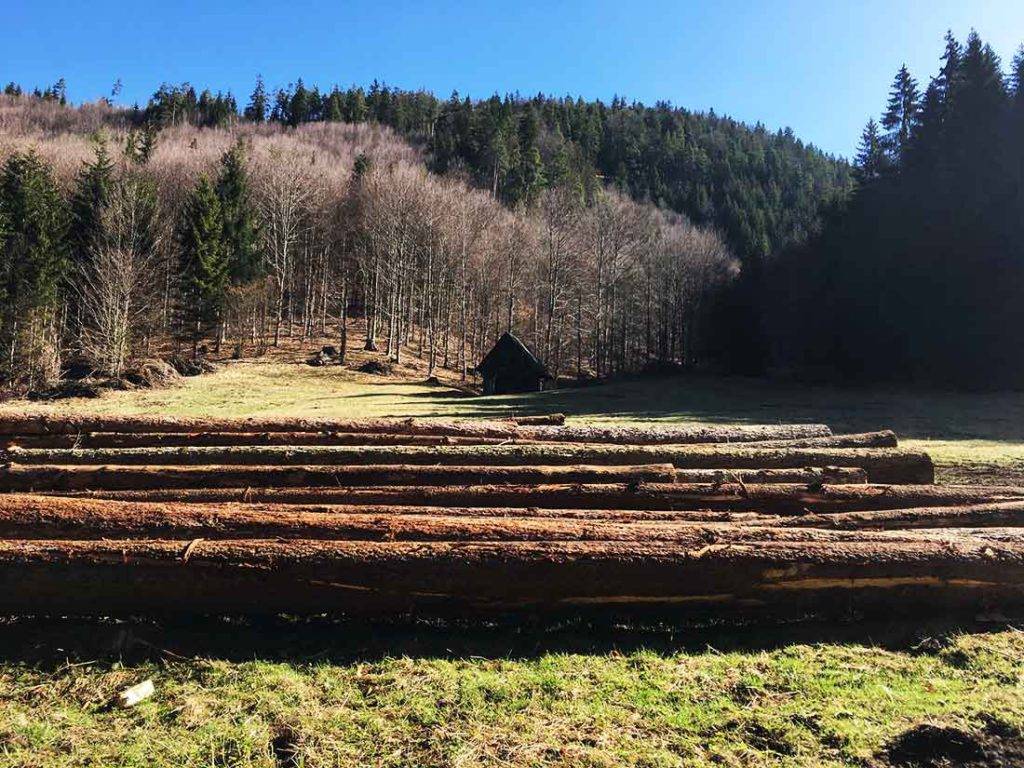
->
[880,719,1024,767]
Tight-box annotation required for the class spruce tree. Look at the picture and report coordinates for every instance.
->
[0,151,69,383]
[244,75,267,123]
[177,175,227,354]
[854,119,887,182]
[881,65,920,166]
[216,141,261,284]
[69,140,115,266]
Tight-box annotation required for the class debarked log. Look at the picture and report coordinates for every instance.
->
[0,534,1022,618]
[1,445,934,484]
[0,463,677,492]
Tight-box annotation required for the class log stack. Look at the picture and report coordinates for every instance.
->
[1,413,1023,622]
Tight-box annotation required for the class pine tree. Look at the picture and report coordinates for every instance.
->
[881,65,919,166]
[216,141,261,284]
[177,175,227,354]
[244,75,267,123]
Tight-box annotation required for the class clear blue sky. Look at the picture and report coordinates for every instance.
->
[4,0,1023,158]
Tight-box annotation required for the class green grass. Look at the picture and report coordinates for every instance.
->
[2,620,1024,767]
[3,362,1024,766]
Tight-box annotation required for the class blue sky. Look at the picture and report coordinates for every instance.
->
[4,0,1023,158]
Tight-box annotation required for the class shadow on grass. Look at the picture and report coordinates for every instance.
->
[0,613,1010,669]
[400,373,1024,445]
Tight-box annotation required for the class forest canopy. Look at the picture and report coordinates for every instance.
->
[771,31,1024,387]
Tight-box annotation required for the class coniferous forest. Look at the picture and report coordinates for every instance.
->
[1,28,1022,392]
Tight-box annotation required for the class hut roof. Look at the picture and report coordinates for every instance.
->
[477,332,551,378]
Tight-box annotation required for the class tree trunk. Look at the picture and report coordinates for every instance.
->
[3,533,1023,619]
[2,445,935,484]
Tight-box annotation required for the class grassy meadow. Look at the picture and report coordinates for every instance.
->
[2,359,1024,766]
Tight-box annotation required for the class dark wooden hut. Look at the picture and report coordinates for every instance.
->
[477,332,552,395]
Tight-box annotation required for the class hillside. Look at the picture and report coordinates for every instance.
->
[139,79,855,265]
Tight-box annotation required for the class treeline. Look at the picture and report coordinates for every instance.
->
[0,104,734,391]
[135,77,852,266]
[772,31,1024,387]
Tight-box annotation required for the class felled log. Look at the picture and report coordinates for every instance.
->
[1,444,934,484]
[48,495,766,523]
[674,467,867,484]
[49,481,964,512]
[516,424,835,444]
[733,431,898,449]
[0,414,831,444]
[0,432,535,449]
[0,494,781,540]
[0,463,677,492]
[507,414,565,426]
[762,501,1024,530]
[1,532,1023,618]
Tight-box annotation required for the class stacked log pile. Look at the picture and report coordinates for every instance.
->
[1,413,1023,621]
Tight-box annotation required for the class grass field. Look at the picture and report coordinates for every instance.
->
[2,360,1024,766]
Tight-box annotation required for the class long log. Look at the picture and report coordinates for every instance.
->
[1,445,934,484]
[0,494,782,540]
[762,501,1024,530]
[675,467,867,484]
[45,496,769,522]
[0,431,892,452]
[516,424,835,444]
[0,463,677,492]
[0,432,539,449]
[50,481,974,512]
[0,414,831,444]
[1,533,1022,618]
[508,414,565,426]
[733,431,898,449]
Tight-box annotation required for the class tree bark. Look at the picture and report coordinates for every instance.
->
[0,463,677,492]
[2,445,935,484]
[2,533,1022,619]
[0,415,831,445]
[41,479,970,511]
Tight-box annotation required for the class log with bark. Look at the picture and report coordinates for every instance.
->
[674,467,868,484]
[0,494,780,540]
[1,532,1022,619]
[0,432,539,449]
[760,501,1024,530]
[731,431,898,449]
[46,495,769,522]
[52,480,988,513]
[507,414,565,426]
[54,480,968,510]
[0,414,831,444]
[1,444,934,484]
[0,463,677,493]
[0,430,893,452]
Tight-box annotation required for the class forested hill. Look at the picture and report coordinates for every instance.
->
[134,81,854,265]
